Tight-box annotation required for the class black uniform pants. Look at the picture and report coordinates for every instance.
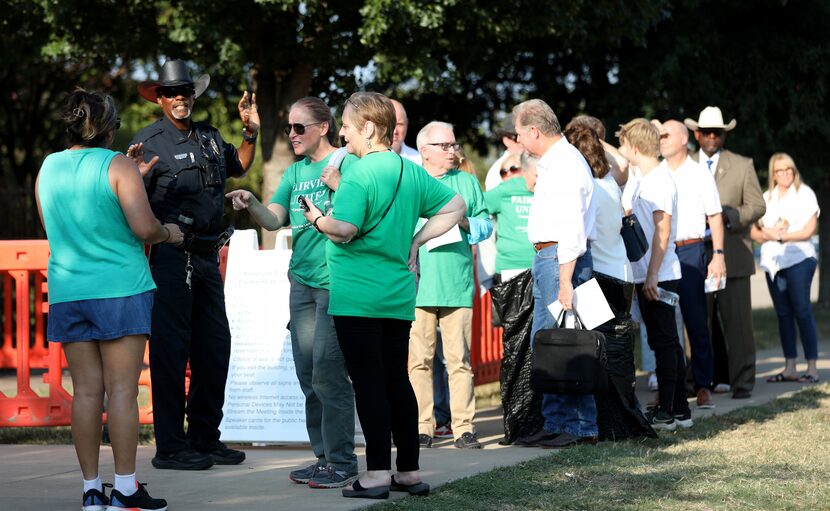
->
[149,243,231,454]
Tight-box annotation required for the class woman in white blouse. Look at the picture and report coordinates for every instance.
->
[751,153,820,384]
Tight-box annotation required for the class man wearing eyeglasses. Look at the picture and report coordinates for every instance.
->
[684,106,765,400]
[129,59,259,470]
[408,121,493,449]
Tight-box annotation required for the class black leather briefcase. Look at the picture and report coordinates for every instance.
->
[530,309,607,395]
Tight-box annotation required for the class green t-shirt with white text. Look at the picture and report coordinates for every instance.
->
[484,177,535,272]
[415,169,489,308]
[270,152,356,289]
[326,152,456,320]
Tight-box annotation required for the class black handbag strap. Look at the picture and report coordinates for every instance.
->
[351,154,404,242]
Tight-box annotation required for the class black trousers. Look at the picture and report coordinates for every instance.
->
[333,316,419,472]
[636,280,690,416]
[149,244,231,454]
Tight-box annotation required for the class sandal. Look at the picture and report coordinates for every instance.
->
[342,480,389,500]
[798,374,820,384]
[391,475,430,496]
[766,373,799,383]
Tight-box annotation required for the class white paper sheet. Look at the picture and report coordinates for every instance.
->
[546,277,615,330]
[425,224,463,251]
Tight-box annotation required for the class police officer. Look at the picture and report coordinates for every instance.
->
[128,59,259,470]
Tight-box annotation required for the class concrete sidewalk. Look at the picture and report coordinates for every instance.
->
[1,340,827,510]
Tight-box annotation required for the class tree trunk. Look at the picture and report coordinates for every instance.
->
[251,62,313,249]
[817,175,830,308]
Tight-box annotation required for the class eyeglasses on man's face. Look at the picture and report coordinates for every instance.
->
[284,122,322,136]
[699,128,725,138]
[427,142,460,152]
[158,85,195,98]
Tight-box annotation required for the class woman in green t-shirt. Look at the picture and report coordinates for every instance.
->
[226,97,359,488]
[300,92,465,500]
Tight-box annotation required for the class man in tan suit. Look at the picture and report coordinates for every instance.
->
[685,106,766,399]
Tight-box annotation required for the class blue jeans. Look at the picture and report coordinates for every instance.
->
[432,332,451,426]
[288,276,357,472]
[766,258,819,360]
[531,244,597,437]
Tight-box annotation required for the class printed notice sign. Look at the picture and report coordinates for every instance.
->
[219,230,308,443]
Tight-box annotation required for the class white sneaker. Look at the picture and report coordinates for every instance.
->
[713,383,731,394]
[647,373,659,391]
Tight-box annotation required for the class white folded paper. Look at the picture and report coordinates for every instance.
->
[425,224,463,251]
[547,277,615,330]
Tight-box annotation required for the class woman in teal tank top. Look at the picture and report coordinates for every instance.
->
[35,90,183,511]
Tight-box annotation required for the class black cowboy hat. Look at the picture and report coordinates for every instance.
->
[138,59,210,103]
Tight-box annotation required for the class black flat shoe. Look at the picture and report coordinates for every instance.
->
[342,480,389,500]
[390,476,430,496]
[151,449,214,470]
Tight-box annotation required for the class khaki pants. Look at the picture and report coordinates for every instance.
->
[409,306,475,439]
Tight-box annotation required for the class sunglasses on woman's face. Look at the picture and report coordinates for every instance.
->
[499,164,521,177]
[284,122,322,136]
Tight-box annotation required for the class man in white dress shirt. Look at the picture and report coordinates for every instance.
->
[511,99,598,448]
[390,99,422,164]
[659,120,726,409]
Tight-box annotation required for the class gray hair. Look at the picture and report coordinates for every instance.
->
[512,99,561,137]
[520,151,538,170]
[416,121,454,151]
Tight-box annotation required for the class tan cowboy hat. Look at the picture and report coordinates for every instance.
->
[684,106,737,131]
[138,59,210,103]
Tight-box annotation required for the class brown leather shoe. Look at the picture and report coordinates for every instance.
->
[696,388,715,409]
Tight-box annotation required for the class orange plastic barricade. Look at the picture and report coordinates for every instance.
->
[0,240,155,427]
[471,290,503,385]
[0,240,74,426]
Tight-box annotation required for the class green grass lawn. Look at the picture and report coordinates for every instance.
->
[372,384,830,511]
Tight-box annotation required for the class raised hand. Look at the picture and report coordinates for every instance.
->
[125,143,159,177]
[238,91,260,134]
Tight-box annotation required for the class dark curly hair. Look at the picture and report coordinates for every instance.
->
[563,124,609,179]
[62,89,119,148]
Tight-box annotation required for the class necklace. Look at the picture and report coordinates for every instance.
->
[365,147,391,155]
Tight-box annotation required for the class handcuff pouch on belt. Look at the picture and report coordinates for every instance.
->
[179,226,235,253]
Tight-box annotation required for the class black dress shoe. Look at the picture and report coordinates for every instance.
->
[197,443,246,465]
[538,432,598,449]
[732,389,752,399]
[515,429,560,447]
[152,448,214,470]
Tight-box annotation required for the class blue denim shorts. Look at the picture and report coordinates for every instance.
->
[47,290,154,343]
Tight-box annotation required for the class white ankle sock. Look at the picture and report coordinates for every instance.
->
[83,475,102,494]
[114,472,137,496]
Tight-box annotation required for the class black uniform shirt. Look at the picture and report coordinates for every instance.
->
[131,115,244,236]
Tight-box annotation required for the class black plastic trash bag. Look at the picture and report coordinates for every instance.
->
[490,269,544,444]
[593,273,657,440]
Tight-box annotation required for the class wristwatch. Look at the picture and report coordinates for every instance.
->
[242,129,258,143]
[713,249,724,255]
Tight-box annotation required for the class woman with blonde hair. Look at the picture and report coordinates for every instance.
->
[752,153,820,383]
[301,91,465,499]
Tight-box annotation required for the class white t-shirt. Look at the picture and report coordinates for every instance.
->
[631,165,681,284]
[400,143,422,165]
[485,151,510,191]
[592,174,633,282]
[621,165,641,212]
[663,156,722,240]
[759,183,820,278]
